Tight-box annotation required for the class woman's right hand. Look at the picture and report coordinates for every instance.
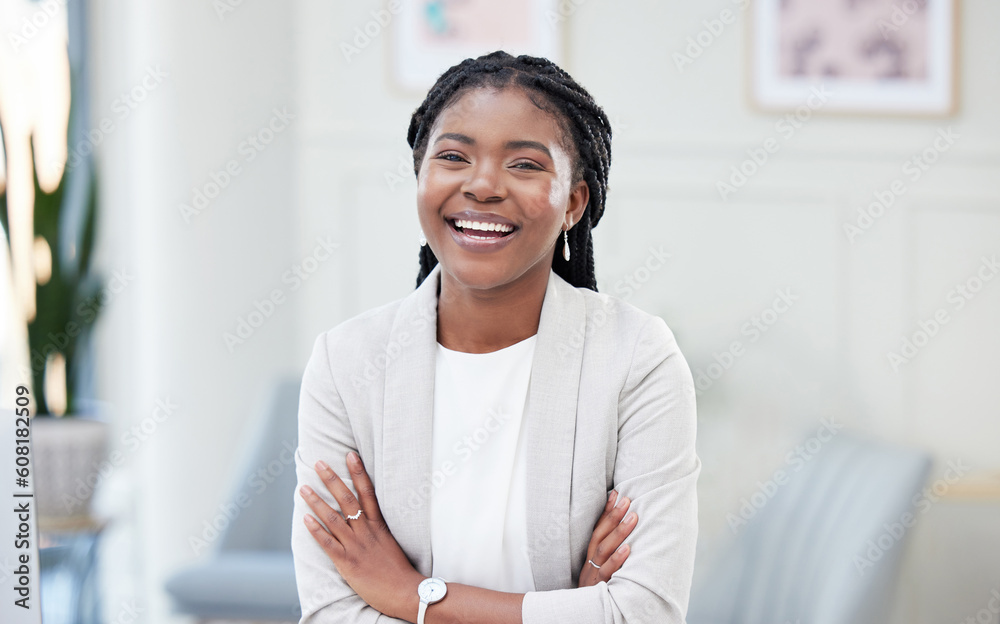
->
[578,490,636,587]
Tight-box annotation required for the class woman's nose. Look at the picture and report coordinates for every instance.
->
[460,160,505,202]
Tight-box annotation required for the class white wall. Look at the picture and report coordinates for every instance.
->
[90,1,999,622]
[90,0,298,621]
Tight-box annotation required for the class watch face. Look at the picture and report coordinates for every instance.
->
[418,577,447,603]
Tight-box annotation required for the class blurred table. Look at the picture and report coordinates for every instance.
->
[39,516,106,624]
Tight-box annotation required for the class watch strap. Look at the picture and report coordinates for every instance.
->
[417,601,428,624]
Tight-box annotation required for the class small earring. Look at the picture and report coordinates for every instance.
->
[562,229,571,261]
[419,235,427,247]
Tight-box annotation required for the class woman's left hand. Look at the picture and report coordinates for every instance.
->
[300,451,424,621]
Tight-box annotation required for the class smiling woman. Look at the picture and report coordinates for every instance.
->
[291,50,700,624]
[415,85,590,351]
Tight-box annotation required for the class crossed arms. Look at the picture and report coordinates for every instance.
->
[291,315,699,623]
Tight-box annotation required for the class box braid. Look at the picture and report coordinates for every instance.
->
[408,50,612,292]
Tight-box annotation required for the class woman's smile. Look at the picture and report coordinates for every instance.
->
[445,210,520,252]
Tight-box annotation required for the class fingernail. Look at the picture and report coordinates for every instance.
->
[300,485,314,497]
[316,460,329,472]
[624,511,636,524]
[617,544,629,555]
[608,491,617,504]
[616,495,629,509]
[347,451,359,465]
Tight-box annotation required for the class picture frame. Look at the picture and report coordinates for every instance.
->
[388,0,567,94]
[748,0,959,116]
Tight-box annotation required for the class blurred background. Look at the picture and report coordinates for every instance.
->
[1,0,998,623]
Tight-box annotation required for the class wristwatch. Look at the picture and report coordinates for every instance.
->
[417,577,448,624]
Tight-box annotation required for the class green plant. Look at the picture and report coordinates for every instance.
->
[0,157,100,415]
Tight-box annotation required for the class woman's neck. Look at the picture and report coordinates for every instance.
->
[435,265,548,354]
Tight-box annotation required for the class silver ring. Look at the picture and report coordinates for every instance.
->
[588,559,601,569]
[346,509,363,520]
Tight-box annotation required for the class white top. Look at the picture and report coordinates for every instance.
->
[429,334,538,593]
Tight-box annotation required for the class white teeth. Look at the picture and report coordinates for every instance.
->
[454,218,514,233]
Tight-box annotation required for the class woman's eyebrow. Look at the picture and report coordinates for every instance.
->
[433,133,552,159]
[504,140,552,159]
[434,132,474,145]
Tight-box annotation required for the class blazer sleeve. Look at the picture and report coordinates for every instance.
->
[291,332,411,624]
[522,315,700,624]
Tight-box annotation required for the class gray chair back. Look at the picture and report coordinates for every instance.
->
[689,430,931,624]
[218,377,301,552]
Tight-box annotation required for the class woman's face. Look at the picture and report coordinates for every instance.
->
[416,86,589,294]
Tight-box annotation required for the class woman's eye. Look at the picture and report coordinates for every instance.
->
[437,152,466,162]
[512,161,542,170]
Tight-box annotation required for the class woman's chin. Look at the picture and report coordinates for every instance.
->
[439,261,518,293]
[438,258,554,300]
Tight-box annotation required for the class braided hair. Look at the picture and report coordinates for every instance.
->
[408,50,612,292]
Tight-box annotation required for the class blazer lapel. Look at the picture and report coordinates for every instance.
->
[381,263,586,589]
[381,264,441,576]
[524,269,586,590]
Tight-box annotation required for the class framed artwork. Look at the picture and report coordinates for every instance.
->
[390,0,566,93]
[749,0,958,115]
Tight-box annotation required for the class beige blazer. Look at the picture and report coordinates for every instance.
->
[292,262,700,623]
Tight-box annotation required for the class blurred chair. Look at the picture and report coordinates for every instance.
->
[688,430,932,624]
[39,520,105,624]
[165,377,302,622]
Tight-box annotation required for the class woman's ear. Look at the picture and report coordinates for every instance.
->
[566,179,590,229]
